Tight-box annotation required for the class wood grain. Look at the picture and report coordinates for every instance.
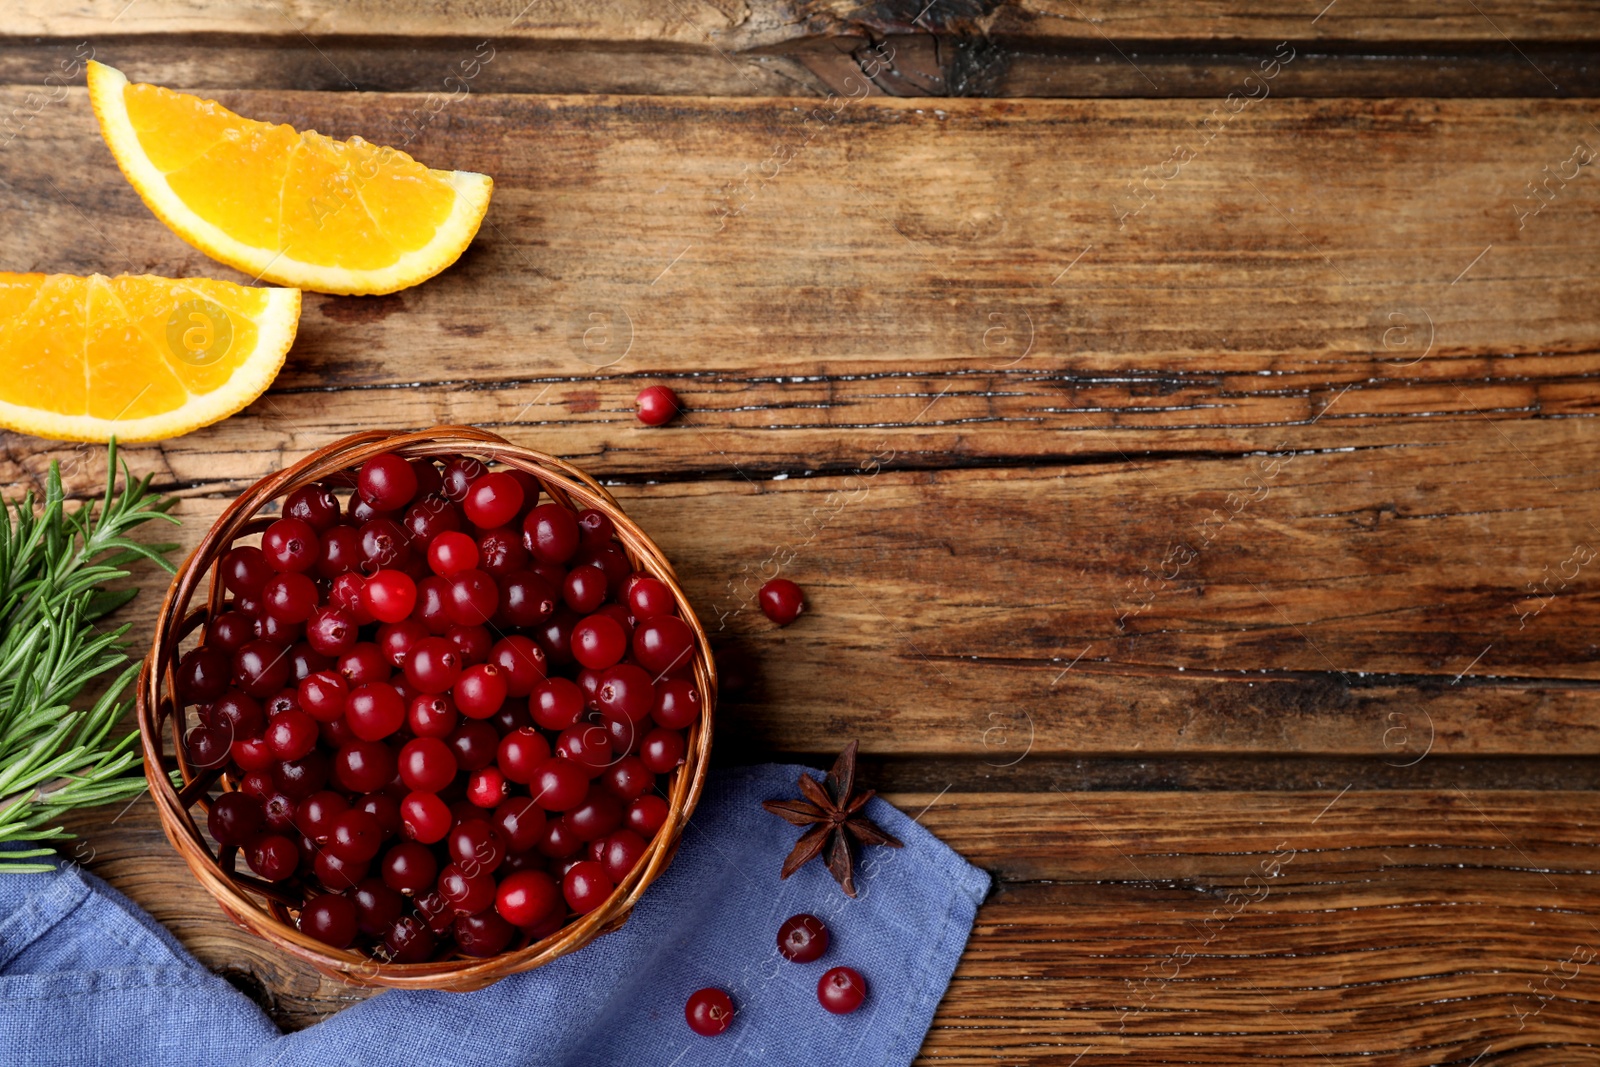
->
[3,90,1597,477]
[64,788,1600,1063]
[3,2,1598,98]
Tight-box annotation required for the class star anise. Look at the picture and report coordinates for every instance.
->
[762,740,903,897]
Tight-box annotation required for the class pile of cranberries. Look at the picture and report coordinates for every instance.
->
[175,450,704,963]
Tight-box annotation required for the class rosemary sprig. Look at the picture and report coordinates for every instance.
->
[0,441,179,873]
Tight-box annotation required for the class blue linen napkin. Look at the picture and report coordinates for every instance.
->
[0,765,989,1066]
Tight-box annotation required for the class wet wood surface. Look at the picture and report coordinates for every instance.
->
[7,2,1600,1062]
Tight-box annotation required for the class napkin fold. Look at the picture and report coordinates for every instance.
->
[0,765,989,1067]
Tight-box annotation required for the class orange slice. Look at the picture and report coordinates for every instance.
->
[0,272,300,442]
[87,61,492,296]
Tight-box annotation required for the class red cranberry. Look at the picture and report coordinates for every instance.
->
[400,791,453,844]
[597,664,655,723]
[403,690,454,737]
[207,791,264,847]
[497,728,552,784]
[495,869,560,928]
[759,578,805,625]
[536,819,583,859]
[359,518,413,571]
[562,565,607,614]
[628,795,669,838]
[220,545,272,596]
[261,572,318,623]
[446,721,499,772]
[328,808,383,863]
[454,910,515,957]
[493,796,547,852]
[265,708,318,760]
[818,966,867,1014]
[571,614,627,670]
[261,791,297,833]
[448,818,506,877]
[438,862,497,915]
[263,517,320,573]
[600,756,655,803]
[427,530,479,576]
[298,893,358,948]
[380,841,438,895]
[556,723,613,776]
[346,682,405,741]
[356,793,402,839]
[531,677,584,731]
[445,569,499,626]
[403,496,463,547]
[466,766,509,808]
[285,483,341,532]
[440,455,487,503]
[463,472,524,529]
[382,915,436,963]
[498,571,558,628]
[633,616,696,676]
[652,678,701,730]
[205,610,254,653]
[599,829,647,882]
[475,526,528,577]
[358,453,419,512]
[317,525,363,579]
[285,795,332,850]
[397,736,456,793]
[627,575,676,619]
[562,859,613,913]
[232,640,291,698]
[313,845,368,891]
[530,758,590,811]
[684,987,734,1037]
[177,646,231,704]
[454,663,507,719]
[305,607,357,657]
[414,889,456,934]
[336,642,390,686]
[575,508,613,545]
[563,787,622,842]
[404,636,462,695]
[329,572,374,625]
[636,385,680,427]
[209,690,265,738]
[490,636,547,696]
[271,750,330,799]
[376,618,429,668]
[231,735,275,772]
[413,575,452,634]
[639,727,687,774]
[352,877,404,936]
[364,568,417,624]
[253,610,303,645]
[247,834,299,881]
[778,914,829,963]
[523,504,580,564]
[332,739,394,793]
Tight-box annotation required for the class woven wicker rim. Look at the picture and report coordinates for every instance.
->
[133,427,716,990]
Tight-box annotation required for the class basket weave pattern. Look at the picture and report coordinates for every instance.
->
[134,427,716,990]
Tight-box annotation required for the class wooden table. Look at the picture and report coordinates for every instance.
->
[5,2,1600,1062]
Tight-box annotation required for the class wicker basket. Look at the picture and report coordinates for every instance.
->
[134,427,715,990]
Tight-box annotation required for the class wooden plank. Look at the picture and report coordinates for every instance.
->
[2,91,1597,474]
[28,431,1600,763]
[62,788,1600,1061]
[3,3,1599,98]
[5,1,1597,46]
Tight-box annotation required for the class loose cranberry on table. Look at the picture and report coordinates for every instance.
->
[636,385,681,427]
[778,913,830,963]
[685,987,735,1037]
[817,966,868,1014]
[759,578,806,626]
